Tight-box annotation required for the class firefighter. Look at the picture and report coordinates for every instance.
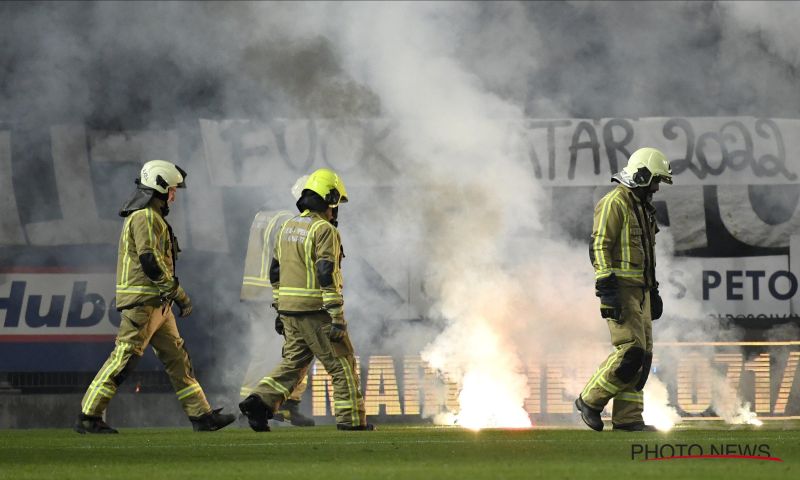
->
[74,160,235,434]
[238,180,314,427]
[575,147,672,432]
[238,168,373,431]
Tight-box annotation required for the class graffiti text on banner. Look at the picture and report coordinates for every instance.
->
[199,117,800,187]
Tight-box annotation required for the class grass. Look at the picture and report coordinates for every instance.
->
[0,422,797,480]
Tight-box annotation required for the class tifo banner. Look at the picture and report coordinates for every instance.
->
[1,117,799,364]
[197,117,800,187]
[307,345,800,420]
[2,118,800,247]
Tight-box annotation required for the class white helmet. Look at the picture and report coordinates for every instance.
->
[615,147,672,187]
[139,160,187,194]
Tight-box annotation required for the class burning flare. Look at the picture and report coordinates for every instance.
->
[422,312,532,431]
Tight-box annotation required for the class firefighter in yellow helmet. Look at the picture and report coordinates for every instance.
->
[74,160,235,433]
[575,147,672,432]
[238,176,315,427]
[239,168,374,431]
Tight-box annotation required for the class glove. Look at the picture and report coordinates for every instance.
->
[650,288,663,320]
[329,317,347,342]
[274,315,284,335]
[168,284,192,317]
[595,274,621,323]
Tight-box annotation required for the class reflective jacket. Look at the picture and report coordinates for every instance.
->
[115,199,179,310]
[270,210,344,318]
[590,184,658,288]
[240,209,294,302]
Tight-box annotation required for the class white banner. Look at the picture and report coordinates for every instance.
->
[199,117,800,187]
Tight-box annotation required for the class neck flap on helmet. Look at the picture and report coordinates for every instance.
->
[611,170,638,188]
[119,179,169,217]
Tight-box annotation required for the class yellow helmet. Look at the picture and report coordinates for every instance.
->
[139,160,187,193]
[621,147,673,187]
[304,168,348,207]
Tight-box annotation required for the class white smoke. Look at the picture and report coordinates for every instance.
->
[3,1,799,428]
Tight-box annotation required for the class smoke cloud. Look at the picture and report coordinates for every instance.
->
[2,1,800,427]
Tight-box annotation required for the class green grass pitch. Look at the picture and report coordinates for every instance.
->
[0,422,797,479]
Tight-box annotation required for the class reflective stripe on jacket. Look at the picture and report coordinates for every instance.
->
[241,209,294,302]
[590,184,658,288]
[115,201,178,309]
[271,210,344,315]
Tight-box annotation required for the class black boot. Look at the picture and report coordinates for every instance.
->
[73,413,118,434]
[613,421,658,432]
[274,399,316,427]
[575,396,604,432]
[238,394,273,432]
[336,423,376,431]
[189,407,236,432]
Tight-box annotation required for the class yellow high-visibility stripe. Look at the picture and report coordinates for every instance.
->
[279,287,321,293]
[581,355,616,399]
[592,190,622,273]
[596,376,620,395]
[83,344,128,414]
[582,347,624,399]
[260,377,291,399]
[619,197,631,268]
[145,207,155,247]
[280,292,322,298]
[259,211,292,280]
[279,286,323,299]
[177,384,203,400]
[275,220,290,268]
[121,217,131,286]
[338,357,360,426]
[594,268,644,280]
[242,277,272,287]
[120,212,146,288]
[332,228,342,289]
[116,286,161,294]
[304,220,327,289]
[615,392,644,403]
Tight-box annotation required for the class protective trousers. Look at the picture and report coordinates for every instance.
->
[250,311,366,427]
[581,286,653,426]
[240,306,308,401]
[80,304,211,418]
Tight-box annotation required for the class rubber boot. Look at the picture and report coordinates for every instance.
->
[575,396,604,432]
[73,413,118,434]
[273,399,316,427]
[190,407,236,432]
[238,394,273,432]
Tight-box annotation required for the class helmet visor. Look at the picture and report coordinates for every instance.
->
[656,175,673,185]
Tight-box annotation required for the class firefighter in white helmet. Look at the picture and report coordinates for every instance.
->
[238,176,315,427]
[74,160,235,433]
[239,168,373,431]
[575,147,672,432]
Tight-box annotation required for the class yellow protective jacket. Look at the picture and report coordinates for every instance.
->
[270,210,344,318]
[115,199,180,310]
[590,184,658,288]
[240,209,294,302]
